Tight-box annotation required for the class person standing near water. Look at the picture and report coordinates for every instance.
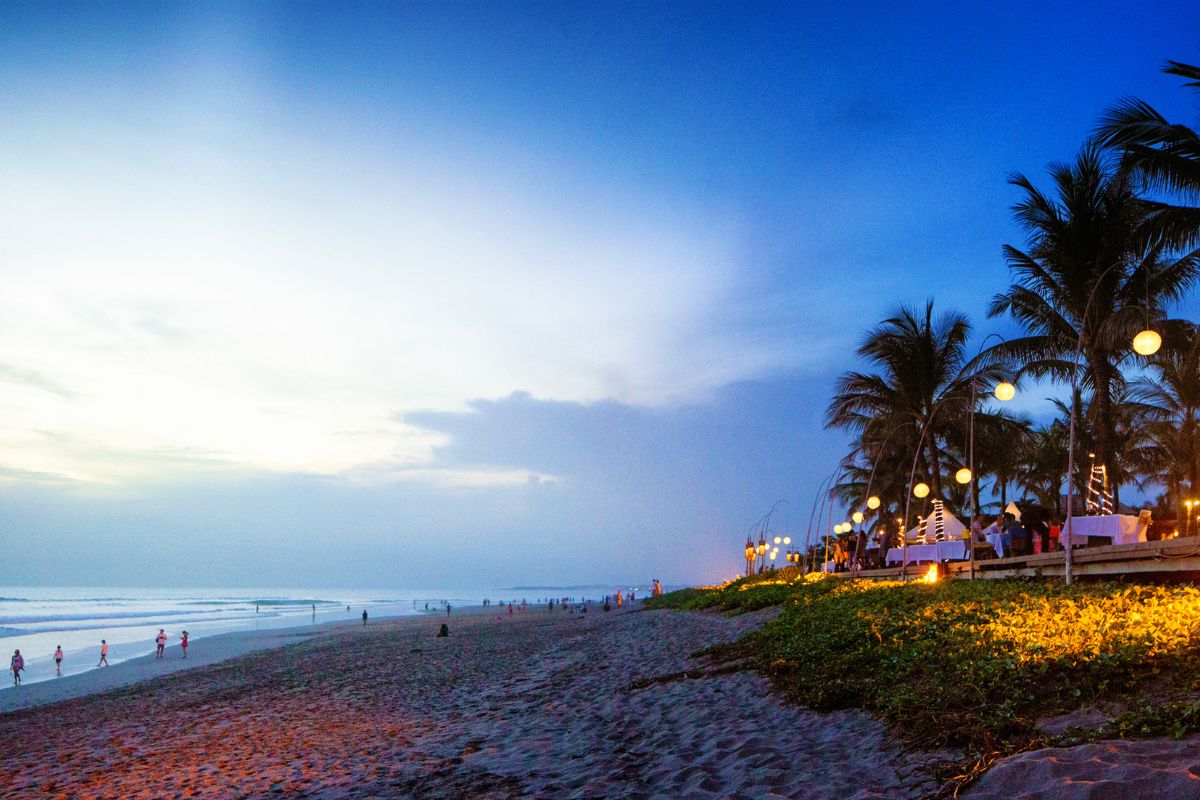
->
[97,640,109,667]
[155,629,168,659]
[11,650,23,685]
[54,645,64,675]
[180,631,189,658]
[362,609,368,626]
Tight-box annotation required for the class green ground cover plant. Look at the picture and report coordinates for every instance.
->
[647,573,1200,753]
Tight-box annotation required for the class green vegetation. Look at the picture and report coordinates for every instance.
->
[648,574,1200,754]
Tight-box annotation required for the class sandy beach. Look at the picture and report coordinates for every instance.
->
[0,605,944,799]
[963,736,1200,799]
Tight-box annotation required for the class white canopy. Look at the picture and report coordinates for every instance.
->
[1005,501,1022,521]
[904,509,967,542]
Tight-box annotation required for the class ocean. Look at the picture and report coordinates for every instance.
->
[0,585,516,687]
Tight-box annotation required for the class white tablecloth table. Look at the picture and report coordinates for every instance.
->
[821,560,836,573]
[985,532,1006,559]
[1059,515,1144,547]
[886,540,968,564]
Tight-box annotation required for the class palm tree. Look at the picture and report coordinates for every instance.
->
[1129,321,1200,515]
[967,411,1032,513]
[1045,388,1157,512]
[1015,421,1069,510]
[826,301,1007,519]
[1096,60,1200,249]
[988,145,1200,508]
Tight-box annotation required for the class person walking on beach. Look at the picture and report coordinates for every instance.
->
[11,650,24,685]
[54,645,63,675]
[362,609,368,627]
[180,631,189,658]
[155,629,168,659]
[97,640,109,667]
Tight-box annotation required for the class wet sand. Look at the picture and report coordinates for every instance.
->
[0,605,939,799]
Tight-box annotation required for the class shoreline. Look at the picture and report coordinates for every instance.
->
[0,604,493,715]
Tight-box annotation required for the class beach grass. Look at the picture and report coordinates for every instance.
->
[647,572,1200,755]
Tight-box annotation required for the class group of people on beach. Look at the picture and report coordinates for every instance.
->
[12,645,66,684]
[8,629,192,687]
[154,628,189,659]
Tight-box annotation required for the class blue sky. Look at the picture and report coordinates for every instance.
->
[1,2,1198,588]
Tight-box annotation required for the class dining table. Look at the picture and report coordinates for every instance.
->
[1059,514,1144,547]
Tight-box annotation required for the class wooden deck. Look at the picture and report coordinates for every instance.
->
[834,535,1200,581]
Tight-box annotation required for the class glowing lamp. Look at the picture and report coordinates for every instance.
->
[921,564,939,583]
[783,536,791,545]
[744,543,755,560]
[913,482,930,499]
[852,511,864,524]
[867,496,881,509]
[955,467,972,485]
[993,381,1016,401]
[773,536,781,545]
[1133,329,1162,356]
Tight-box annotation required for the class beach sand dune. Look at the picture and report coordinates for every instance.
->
[1,607,938,799]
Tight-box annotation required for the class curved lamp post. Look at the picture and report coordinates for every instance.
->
[965,332,1012,581]
[806,469,840,571]
[1063,263,1160,585]
[899,335,1014,582]
[858,421,916,551]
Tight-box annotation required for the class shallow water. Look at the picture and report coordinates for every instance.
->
[0,585,495,686]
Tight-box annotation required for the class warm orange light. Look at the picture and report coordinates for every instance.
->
[921,564,939,583]
[867,496,881,509]
[994,382,1016,401]
[913,482,930,499]
[852,511,864,524]
[955,467,972,484]
[1133,329,1162,356]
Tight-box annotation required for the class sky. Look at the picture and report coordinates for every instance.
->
[0,1,1198,589]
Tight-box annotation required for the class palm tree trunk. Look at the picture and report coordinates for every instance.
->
[926,435,944,499]
[1188,414,1198,497]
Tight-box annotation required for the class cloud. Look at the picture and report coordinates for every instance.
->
[0,90,796,485]
[0,361,74,399]
[0,372,848,588]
